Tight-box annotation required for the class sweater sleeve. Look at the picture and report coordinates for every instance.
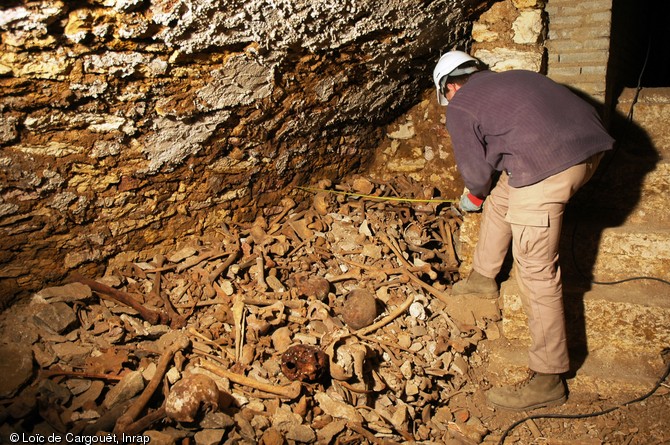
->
[446,108,495,198]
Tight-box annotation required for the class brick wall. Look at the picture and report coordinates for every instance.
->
[545,0,613,104]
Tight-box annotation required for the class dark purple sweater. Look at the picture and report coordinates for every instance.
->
[446,70,614,198]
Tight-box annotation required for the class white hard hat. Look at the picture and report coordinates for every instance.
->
[432,50,479,105]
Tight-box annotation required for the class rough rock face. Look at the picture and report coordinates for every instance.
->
[0,0,494,304]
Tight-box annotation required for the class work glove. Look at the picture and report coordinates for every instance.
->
[459,190,484,212]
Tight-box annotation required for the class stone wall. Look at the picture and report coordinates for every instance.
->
[0,0,496,304]
[470,0,546,72]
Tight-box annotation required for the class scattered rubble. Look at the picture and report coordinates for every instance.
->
[0,175,667,444]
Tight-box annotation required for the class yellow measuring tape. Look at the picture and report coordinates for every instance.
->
[297,186,456,204]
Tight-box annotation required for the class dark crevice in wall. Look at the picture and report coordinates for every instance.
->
[609,0,670,97]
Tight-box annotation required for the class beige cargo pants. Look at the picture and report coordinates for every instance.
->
[473,152,603,374]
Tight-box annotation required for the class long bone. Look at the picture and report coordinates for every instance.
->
[72,272,167,325]
[114,335,191,434]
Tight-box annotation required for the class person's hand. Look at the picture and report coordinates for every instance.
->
[459,191,484,212]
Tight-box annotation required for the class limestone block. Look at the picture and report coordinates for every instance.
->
[617,88,670,157]
[512,9,544,44]
[592,228,670,282]
[478,1,518,25]
[472,23,499,43]
[474,48,544,72]
[615,169,670,225]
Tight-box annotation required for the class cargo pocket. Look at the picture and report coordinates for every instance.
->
[505,209,552,260]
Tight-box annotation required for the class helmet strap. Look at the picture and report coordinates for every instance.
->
[439,76,449,96]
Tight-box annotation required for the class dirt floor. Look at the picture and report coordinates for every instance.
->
[0,175,668,445]
[473,340,670,445]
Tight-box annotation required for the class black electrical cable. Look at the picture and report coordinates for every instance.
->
[497,356,670,444]
[592,274,670,287]
[626,34,652,123]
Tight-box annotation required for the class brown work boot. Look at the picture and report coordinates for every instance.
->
[451,270,498,299]
[486,370,567,411]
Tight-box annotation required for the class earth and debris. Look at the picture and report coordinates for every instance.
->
[0,175,668,445]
